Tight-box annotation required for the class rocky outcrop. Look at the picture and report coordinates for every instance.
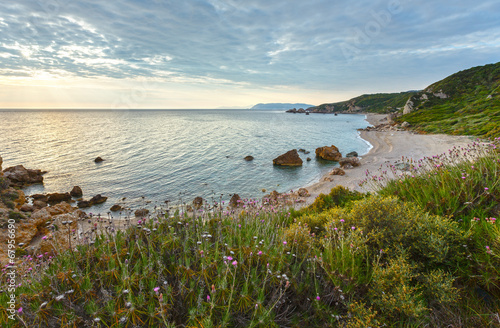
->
[89,194,107,205]
[3,165,46,187]
[70,186,83,198]
[330,168,346,176]
[315,145,342,161]
[339,157,361,169]
[273,149,303,166]
[403,98,414,115]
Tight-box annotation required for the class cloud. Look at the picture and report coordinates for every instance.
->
[0,0,499,107]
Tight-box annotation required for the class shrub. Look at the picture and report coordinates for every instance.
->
[283,222,315,254]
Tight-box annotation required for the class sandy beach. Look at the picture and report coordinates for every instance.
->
[303,114,474,204]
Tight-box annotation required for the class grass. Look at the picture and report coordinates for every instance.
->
[1,142,500,327]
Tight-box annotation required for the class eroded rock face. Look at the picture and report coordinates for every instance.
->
[273,149,303,166]
[3,165,46,187]
[315,145,342,161]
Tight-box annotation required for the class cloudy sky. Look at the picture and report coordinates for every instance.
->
[0,0,499,109]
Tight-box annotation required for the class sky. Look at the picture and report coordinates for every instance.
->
[0,0,499,109]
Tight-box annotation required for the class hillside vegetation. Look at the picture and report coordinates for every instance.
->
[397,62,500,138]
[308,91,417,114]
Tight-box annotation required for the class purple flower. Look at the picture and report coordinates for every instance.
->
[207,295,210,301]
[316,296,320,301]
[283,241,287,245]
[232,260,238,266]
[258,251,262,256]
[18,307,22,313]
[154,287,160,294]
[227,256,233,261]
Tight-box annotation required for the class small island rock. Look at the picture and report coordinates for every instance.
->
[315,146,342,161]
[70,186,83,198]
[89,194,107,205]
[110,204,123,212]
[346,151,358,158]
[273,149,303,166]
[94,157,104,163]
[47,192,72,204]
[244,156,254,161]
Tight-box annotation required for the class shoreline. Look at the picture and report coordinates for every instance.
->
[301,113,474,206]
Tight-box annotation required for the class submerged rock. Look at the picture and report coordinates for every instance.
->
[273,149,303,166]
[315,146,342,161]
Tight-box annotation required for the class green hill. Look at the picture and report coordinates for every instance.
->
[307,91,418,114]
[397,62,500,137]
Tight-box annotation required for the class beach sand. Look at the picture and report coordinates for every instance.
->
[303,114,474,205]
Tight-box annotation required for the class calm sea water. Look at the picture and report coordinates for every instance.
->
[0,110,370,213]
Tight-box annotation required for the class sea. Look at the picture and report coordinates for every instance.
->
[0,109,371,213]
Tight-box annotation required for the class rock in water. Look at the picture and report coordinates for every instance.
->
[229,194,241,207]
[244,156,254,161]
[346,151,358,158]
[94,157,104,163]
[47,192,72,204]
[315,146,342,161]
[135,209,149,217]
[77,201,91,208]
[70,186,83,198]
[89,194,107,205]
[3,165,46,187]
[193,196,203,209]
[330,168,346,176]
[110,204,123,212]
[273,149,303,166]
[339,157,361,169]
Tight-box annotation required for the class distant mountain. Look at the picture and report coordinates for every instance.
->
[306,92,417,114]
[397,62,500,137]
[251,103,315,110]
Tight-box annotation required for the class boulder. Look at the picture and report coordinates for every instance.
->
[229,194,241,207]
[339,157,361,169]
[77,200,91,208]
[31,194,49,202]
[193,196,203,209]
[401,121,411,128]
[47,192,71,204]
[315,146,342,161]
[135,209,149,217]
[244,156,254,161]
[306,157,311,161]
[70,186,83,198]
[33,200,47,209]
[346,151,358,158]
[94,157,104,163]
[20,204,34,212]
[330,168,346,176]
[273,149,303,166]
[3,165,46,187]
[297,188,310,197]
[89,194,107,205]
[110,204,123,212]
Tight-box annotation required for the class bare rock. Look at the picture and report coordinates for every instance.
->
[31,194,49,202]
[330,168,346,176]
[89,194,107,205]
[3,165,46,187]
[110,204,123,212]
[297,188,310,197]
[47,192,71,204]
[135,209,149,217]
[94,157,104,163]
[401,121,411,128]
[77,200,91,208]
[70,186,83,198]
[346,151,358,158]
[273,149,303,166]
[229,194,242,207]
[20,204,34,212]
[33,200,47,209]
[315,145,342,161]
[244,156,254,161]
[193,196,203,209]
[306,157,311,161]
[339,157,361,169]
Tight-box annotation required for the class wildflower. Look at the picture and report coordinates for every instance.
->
[227,256,233,261]
[258,251,262,256]
[211,284,215,293]
[351,226,355,230]
[18,307,22,313]
[283,241,287,245]
[42,236,47,240]
[316,296,321,301]
[340,219,345,223]
[207,295,210,301]
[232,260,238,266]
[486,246,492,254]
[154,287,160,294]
